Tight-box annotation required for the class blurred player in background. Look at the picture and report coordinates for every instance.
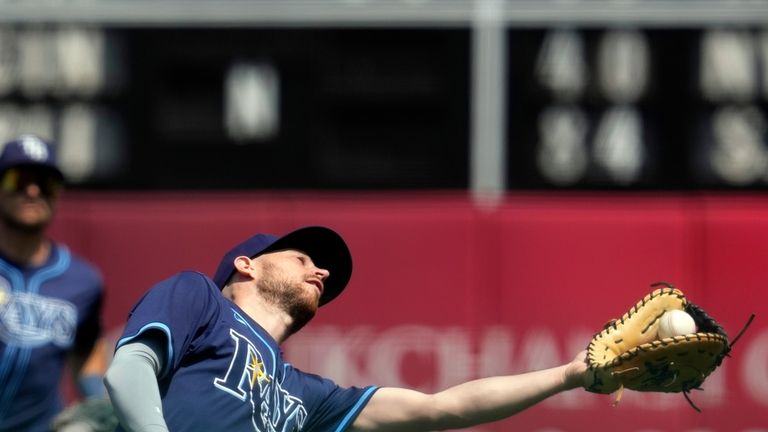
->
[105,226,588,432]
[0,135,114,432]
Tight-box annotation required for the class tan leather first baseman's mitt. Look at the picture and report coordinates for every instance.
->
[584,282,755,411]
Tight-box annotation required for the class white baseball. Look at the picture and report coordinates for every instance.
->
[658,309,697,339]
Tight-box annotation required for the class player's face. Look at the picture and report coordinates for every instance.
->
[255,250,330,334]
[0,167,61,233]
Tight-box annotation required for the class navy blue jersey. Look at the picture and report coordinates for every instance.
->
[116,271,377,432]
[0,243,104,432]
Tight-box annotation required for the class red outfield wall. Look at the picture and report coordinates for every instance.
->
[49,191,767,432]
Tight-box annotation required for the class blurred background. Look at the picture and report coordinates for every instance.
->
[2,0,767,430]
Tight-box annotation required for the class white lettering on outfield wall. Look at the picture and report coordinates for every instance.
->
[742,328,768,405]
[282,325,768,410]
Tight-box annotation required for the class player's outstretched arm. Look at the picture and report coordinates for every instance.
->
[351,351,587,432]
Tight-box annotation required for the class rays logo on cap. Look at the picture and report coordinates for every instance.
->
[18,135,50,162]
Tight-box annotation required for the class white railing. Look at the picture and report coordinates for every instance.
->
[0,0,766,27]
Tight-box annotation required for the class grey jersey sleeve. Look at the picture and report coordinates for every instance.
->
[104,335,169,432]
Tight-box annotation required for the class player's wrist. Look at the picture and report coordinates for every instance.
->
[562,352,589,391]
[560,367,578,390]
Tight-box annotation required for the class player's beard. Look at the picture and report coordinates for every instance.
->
[256,262,319,335]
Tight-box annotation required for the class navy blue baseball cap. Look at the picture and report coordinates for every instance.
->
[0,134,63,179]
[213,226,352,306]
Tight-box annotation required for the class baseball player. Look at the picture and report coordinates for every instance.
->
[0,135,109,431]
[105,226,588,431]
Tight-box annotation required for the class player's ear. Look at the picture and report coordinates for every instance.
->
[233,256,260,280]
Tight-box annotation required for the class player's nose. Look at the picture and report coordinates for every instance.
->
[315,267,330,281]
[22,183,42,198]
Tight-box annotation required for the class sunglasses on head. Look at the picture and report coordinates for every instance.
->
[1,167,63,198]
